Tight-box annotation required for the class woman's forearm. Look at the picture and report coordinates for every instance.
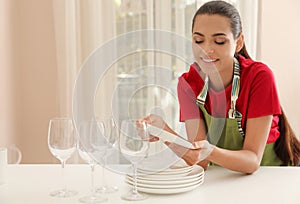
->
[162,120,261,174]
[207,147,260,174]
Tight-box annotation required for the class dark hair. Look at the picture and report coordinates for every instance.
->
[276,108,300,165]
[193,1,300,166]
[192,0,251,59]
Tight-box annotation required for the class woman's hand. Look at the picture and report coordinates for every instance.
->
[139,114,166,130]
[197,160,210,170]
[165,140,214,166]
[138,114,167,142]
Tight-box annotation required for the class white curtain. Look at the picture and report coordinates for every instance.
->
[51,0,260,164]
[52,0,259,125]
[52,0,79,117]
[236,0,259,59]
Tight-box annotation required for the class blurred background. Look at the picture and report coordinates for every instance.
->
[1,0,299,163]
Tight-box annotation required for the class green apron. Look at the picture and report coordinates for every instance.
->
[195,58,282,166]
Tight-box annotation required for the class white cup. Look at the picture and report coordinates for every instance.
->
[0,147,8,185]
[7,144,22,164]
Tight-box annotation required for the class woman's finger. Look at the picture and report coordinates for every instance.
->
[149,136,159,142]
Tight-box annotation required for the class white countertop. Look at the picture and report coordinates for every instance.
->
[0,164,299,204]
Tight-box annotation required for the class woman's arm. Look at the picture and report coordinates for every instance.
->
[164,118,211,169]
[185,119,210,169]
[142,114,210,169]
[167,115,272,174]
[144,114,273,173]
[206,115,272,174]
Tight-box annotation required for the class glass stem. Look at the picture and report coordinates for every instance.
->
[132,162,138,194]
[102,157,107,187]
[90,164,96,196]
[61,160,66,192]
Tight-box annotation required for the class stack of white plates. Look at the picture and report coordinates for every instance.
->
[125,164,204,194]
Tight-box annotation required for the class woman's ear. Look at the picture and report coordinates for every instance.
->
[235,33,244,53]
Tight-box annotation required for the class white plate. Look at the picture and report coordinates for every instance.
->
[138,164,193,173]
[137,167,193,177]
[125,175,203,189]
[126,174,204,186]
[168,163,193,171]
[129,179,204,194]
[135,165,204,181]
[138,159,193,174]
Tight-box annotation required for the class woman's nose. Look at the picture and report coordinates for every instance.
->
[202,43,214,55]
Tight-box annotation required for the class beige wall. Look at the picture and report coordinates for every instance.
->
[0,0,14,146]
[0,0,299,163]
[0,0,58,163]
[260,0,300,136]
[13,0,58,163]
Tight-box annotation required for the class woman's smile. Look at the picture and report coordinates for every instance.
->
[200,57,219,64]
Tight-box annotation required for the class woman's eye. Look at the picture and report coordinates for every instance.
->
[215,41,225,45]
[195,40,203,44]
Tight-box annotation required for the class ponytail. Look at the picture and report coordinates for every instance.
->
[275,108,300,166]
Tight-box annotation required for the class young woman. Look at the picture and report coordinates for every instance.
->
[142,1,300,174]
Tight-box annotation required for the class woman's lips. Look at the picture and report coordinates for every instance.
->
[200,57,218,63]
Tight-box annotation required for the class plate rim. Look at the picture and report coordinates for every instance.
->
[133,165,204,181]
[138,165,193,174]
[132,179,204,194]
[126,174,204,187]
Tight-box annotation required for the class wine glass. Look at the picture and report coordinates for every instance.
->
[48,118,77,198]
[96,117,118,193]
[77,119,108,203]
[119,120,149,201]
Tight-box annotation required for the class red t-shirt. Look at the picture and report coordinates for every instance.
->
[178,55,282,143]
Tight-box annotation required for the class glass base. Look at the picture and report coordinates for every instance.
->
[96,186,118,194]
[79,195,108,203]
[49,189,77,198]
[121,190,148,201]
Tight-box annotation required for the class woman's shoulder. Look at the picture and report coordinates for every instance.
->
[239,55,274,79]
[179,63,201,81]
[178,63,203,95]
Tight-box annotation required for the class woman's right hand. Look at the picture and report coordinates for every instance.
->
[138,114,168,142]
[139,114,167,130]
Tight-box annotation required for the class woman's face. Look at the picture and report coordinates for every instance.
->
[192,14,242,75]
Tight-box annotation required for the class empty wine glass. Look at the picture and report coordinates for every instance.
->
[119,120,149,201]
[96,117,118,194]
[77,119,108,203]
[48,118,77,198]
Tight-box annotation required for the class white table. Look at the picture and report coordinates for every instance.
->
[0,164,299,204]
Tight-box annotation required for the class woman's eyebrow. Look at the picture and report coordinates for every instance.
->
[212,33,226,37]
[193,32,226,37]
[193,32,204,36]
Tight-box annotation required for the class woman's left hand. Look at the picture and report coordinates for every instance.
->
[164,140,214,166]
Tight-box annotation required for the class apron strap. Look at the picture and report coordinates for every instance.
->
[196,75,209,105]
[195,58,245,140]
[228,57,241,119]
[196,57,241,117]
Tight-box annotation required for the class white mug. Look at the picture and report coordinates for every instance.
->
[0,147,8,185]
[7,144,22,164]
